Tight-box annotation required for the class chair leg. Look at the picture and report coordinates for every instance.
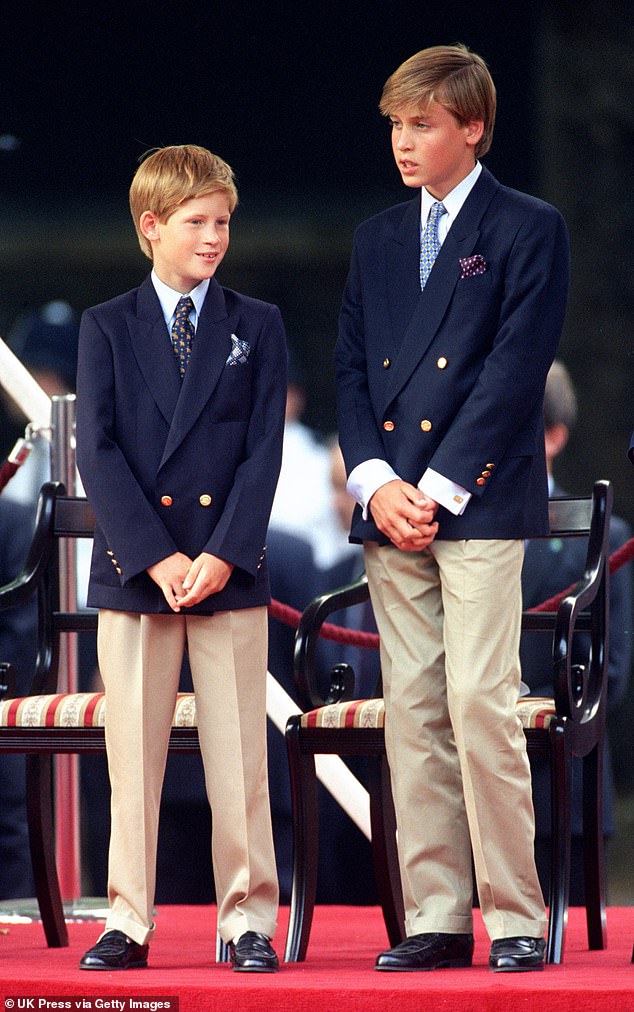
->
[368,754,405,948]
[546,723,571,964]
[284,719,319,962]
[582,743,607,950]
[216,933,231,963]
[25,755,69,947]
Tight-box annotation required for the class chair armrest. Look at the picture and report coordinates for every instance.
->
[293,573,371,711]
[0,482,63,611]
[552,480,612,723]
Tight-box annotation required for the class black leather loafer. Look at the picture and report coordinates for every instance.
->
[230,931,279,972]
[489,935,546,972]
[79,930,149,970]
[375,932,474,971]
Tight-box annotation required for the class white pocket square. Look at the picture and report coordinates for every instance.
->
[226,334,250,366]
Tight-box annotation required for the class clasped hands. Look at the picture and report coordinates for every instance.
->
[147,551,234,612]
[369,479,439,551]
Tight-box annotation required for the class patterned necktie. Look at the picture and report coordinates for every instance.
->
[419,201,447,290]
[171,296,195,378]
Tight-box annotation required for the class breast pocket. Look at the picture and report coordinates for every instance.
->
[210,363,253,421]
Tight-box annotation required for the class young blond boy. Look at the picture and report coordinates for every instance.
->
[336,45,570,972]
[76,145,286,972]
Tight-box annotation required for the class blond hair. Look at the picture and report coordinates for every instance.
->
[129,145,238,260]
[379,44,496,159]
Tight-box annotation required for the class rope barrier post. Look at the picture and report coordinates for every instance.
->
[50,394,82,902]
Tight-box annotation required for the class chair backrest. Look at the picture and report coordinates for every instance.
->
[523,481,612,732]
[25,482,97,695]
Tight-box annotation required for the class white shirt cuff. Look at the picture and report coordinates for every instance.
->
[346,459,400,521]
[419,468,471,516]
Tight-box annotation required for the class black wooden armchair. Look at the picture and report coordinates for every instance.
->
[284,480,612,965]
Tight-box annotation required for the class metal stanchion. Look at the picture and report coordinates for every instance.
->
[50,395,82,902]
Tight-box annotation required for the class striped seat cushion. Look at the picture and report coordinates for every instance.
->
[299,696,557,731]
[0,692,198,728]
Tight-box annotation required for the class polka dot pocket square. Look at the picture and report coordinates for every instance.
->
[458,254,488,279]
[225,334,251,366]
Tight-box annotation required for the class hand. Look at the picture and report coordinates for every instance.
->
[369,480,439,551]
[175,552,235,608]
[147,552,194,612]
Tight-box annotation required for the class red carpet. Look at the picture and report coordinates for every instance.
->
[0,906,633,1011]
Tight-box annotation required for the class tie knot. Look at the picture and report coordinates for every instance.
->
[175,296,194,318]
[429,201,447,223]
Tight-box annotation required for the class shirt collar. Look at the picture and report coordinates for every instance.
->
[420,161,482,227]
[151,270,210,329]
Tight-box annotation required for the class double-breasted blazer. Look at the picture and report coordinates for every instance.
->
[76,275,287,614]
[335,166,570,543]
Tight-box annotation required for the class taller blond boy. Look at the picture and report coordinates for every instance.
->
[336,45,569,972]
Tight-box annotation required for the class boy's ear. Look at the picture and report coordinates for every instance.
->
[465,119,485,148]
[139,210,160,242]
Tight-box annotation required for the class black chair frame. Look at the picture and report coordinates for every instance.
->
[284,480,612,965]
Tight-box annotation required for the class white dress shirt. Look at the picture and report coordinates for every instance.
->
[347,162,483,520]
[151,270,209,333]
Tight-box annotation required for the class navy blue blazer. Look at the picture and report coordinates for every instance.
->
[76,275,287,614]
[335,166,570,542]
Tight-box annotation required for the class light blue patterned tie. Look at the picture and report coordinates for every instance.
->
[171,296,195,378]
[419,201,447,290]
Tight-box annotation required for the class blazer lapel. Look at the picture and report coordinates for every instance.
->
[128,277,181,427]
[385,196,423,346]
[384,166,500,410]
[159,279,230,468]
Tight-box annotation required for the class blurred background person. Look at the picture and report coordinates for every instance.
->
[268,348,352,570]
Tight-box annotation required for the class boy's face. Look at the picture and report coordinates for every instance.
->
[140,192,231,293]
[388,100,484,200]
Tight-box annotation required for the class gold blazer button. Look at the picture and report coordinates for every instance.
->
[383,357,391,369]
[476,477,486,486]
[482,470,491,477]
[115,567,122,575]
[199,494,213,507]
[436,357,448,369]
[383,420,395,432]
[420,419,432,432]
[486,463,495,469]
[160,495,173,507]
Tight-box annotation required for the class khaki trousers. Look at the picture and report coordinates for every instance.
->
[97,607,279,945]
[364,539,547,941]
